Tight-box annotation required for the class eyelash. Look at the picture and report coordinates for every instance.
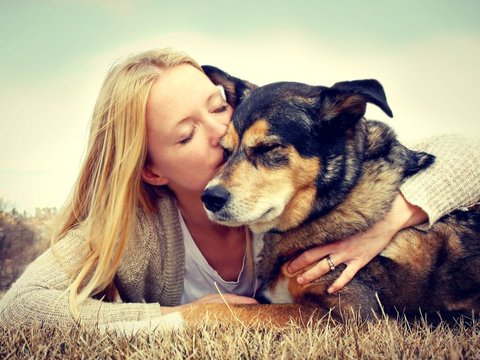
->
[213,104,228,113]
[179,126,196,145]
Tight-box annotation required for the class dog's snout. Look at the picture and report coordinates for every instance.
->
[201,185,230,212]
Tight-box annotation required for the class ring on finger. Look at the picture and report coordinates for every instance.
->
[326,255,336,271]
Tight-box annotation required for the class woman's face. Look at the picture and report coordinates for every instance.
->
[142,64,233,197]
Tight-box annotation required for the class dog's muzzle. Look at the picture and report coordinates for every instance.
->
[201,185,230,212]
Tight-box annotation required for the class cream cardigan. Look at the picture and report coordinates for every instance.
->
[0,134,479,329]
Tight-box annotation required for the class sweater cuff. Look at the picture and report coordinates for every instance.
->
[400,134,480,229]
[97,302,185,334]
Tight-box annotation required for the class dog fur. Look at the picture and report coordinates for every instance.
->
[201,65,480,321]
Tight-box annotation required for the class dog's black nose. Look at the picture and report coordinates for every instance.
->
[201,185,230,212]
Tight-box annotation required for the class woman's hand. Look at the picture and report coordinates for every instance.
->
[287,193,428,293]
[191,293,258,305]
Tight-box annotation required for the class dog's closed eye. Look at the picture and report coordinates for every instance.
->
[252,143,281,156]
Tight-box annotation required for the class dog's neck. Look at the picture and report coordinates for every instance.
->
[260,120,404,269]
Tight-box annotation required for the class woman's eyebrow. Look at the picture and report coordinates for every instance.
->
[206,88,222,104]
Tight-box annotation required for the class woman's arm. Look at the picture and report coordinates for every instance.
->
[0,230,168,332]
[399,134,480,228]
[288,134,480,292]
[0,228,258,333]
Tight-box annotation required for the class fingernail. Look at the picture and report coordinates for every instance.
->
[297,276,305,284]
[327,287,334,294]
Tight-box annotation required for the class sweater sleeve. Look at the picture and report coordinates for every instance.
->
[400,134,480,228]
[0,229,179,333]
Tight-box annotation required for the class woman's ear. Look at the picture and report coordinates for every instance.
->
[141,165,169,186]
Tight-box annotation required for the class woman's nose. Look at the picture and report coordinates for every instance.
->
[206,116,229,146]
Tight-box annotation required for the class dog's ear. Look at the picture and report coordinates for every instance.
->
[403,150,435,177]
[202,65,257,108]
[318,79,393,128]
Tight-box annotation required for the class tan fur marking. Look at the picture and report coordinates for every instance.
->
[277,186,317,231]
[367,125,385,150]
[266,263,325,304]
[382,224,465,274]
[222,158,255,188]
[381,230,433,273]
[443,227,465,257]
[221,122,239,150]
[276,149,320,231]
[243,119,270,148]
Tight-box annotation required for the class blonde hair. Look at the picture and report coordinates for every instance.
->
[53,48,202,316]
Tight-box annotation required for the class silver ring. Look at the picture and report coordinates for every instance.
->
[326,255,336,271]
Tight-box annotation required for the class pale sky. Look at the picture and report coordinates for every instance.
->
[1,0,479,213]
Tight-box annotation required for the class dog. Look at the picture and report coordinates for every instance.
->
[200,65,480,321]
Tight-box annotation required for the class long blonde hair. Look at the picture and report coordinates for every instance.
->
[54,48,201,316]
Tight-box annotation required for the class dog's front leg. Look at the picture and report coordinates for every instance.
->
[179,303,332,328]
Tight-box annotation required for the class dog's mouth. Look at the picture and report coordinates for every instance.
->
[261,207,274,218]
[206,205,278,231]
[202,176,293,232]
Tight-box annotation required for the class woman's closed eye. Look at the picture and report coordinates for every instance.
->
[212,102,228,114]
[177,100,229,145]
[179,126,196,145]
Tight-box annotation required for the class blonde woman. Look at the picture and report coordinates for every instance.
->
[0,48,478,331]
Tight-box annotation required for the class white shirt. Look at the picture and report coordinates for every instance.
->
[179,212,263,304]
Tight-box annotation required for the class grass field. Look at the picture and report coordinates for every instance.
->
[1,315,478,359]
[1,211,478,358]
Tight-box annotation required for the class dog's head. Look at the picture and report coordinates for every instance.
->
[201,66,395,233]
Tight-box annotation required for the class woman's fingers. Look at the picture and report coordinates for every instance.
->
[295,256,362,293]
[295,254,341,285]
[287,243,336,274]
[327,263,360,293]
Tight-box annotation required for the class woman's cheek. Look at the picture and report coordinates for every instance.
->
[226,108,234,123]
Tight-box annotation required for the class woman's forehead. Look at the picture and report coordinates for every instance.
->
[146,65,218,129]
[151,65,214,105]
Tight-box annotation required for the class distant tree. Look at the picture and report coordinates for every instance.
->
[0,206,51,290]
[0,198,6,216]
[10,208,18,221]
[35,207,57,220]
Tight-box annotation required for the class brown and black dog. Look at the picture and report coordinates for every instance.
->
[200,65,480,321]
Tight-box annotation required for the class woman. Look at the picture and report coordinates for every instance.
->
[0,48,478,330]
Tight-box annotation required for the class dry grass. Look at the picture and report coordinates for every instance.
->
[1,316,479,359]
[1,210,479,358]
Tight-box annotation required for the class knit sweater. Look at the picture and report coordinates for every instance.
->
[0,134,479,330]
